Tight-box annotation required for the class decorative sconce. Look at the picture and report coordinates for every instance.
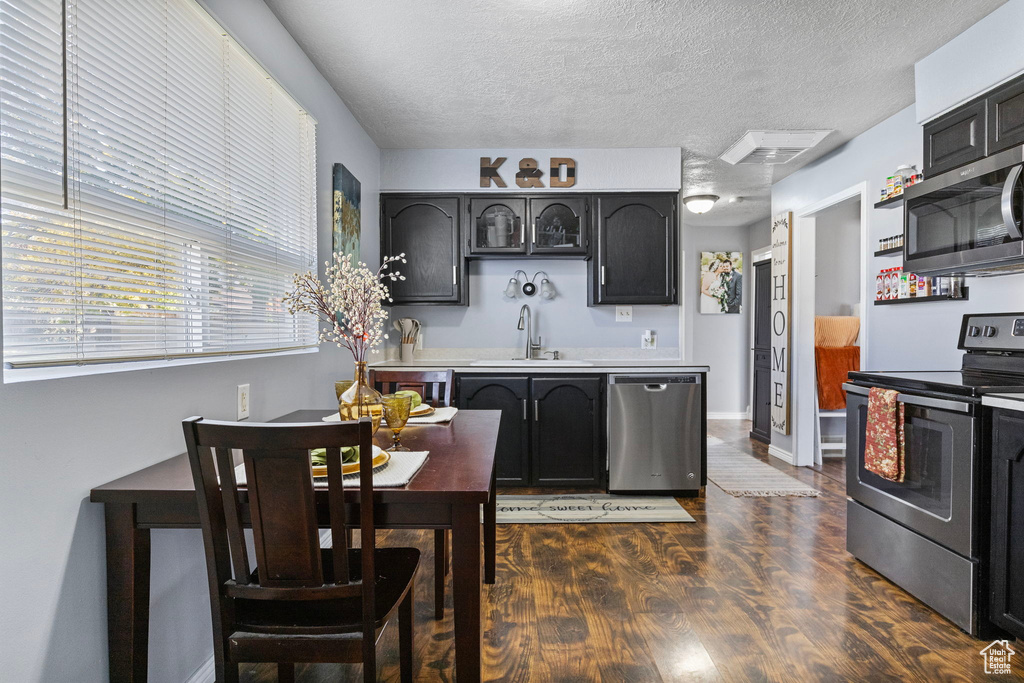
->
[503,270,557,300]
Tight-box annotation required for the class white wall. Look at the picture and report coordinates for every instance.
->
[681,222,751,416]
[0,1,380,680]
[814,199,861,317]
[382,147,684,354]
[915,0,1024,122]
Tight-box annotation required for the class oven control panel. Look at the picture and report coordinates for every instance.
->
[959,313,1024,352]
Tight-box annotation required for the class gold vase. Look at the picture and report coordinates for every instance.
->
[338,362,383,433]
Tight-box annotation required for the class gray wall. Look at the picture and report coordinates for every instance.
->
[0,1,380,680]
[814,198,861,317]
[748,217,771,251]
[682,220,751,415]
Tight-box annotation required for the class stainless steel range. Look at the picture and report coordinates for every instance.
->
[844,312,1024,637]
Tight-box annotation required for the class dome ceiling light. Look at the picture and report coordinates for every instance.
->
[682,194,720,214]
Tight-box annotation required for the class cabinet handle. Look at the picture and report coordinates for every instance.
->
[601,266,606,286]
[522,399,527,421]
[453,265,457,285]
[534,399,540,422]
[532,219,537,245]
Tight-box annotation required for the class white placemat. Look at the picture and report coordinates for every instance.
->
[321,406,458,425]
[407,406,458,424]
[230,448,429,489]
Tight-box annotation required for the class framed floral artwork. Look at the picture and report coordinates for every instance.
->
[699,251,743,314]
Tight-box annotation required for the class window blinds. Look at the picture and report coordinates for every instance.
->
[1,0,317,368]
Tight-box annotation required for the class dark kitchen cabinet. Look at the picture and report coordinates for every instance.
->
[527,196,589,256]
[380,195,467,305]
[987,76,1024,155]
[989,407,1024,639]
[457,376,530,485]
[923,99,987,177]
[590,193,677,305]
[531,377,603,486]
[456,373,603,486]
[468,196,527,255]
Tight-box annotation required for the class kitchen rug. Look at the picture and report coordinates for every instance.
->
[495,494,695,524]
[706,442,820,497]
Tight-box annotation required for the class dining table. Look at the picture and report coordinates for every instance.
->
[90,408,500,683]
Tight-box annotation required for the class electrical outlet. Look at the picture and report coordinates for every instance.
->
[615,306,633,322]
[642,330,657,350]
[237,383,250,421]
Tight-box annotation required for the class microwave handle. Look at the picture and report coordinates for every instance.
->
[1001,163,1023,240]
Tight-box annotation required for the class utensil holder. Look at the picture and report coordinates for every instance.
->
[401,343,415,364]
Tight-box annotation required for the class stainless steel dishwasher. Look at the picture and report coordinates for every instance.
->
[607,374,705,494]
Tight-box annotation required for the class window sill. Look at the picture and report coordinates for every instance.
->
[3,347,318,384]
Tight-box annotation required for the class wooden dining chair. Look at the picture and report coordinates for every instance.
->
[368,368,453,621]
[182,416,418,683]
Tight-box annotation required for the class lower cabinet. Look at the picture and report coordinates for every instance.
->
[989,407,1024,639]
[456,374,603,487]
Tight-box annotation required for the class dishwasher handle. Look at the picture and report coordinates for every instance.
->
[644,383,668,392]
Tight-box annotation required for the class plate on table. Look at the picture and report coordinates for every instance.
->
[311,445,389,477]
[409,404,435,417]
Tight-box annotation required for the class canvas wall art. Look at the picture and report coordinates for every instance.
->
[332,163,360,261]
[699,251,743,314]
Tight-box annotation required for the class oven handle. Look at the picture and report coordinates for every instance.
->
[843,383,972,414]
[1002,163,1023,240]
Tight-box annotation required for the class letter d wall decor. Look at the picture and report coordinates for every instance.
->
[770,211,792,436]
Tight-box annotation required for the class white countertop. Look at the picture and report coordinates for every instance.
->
[983,393,1024,412]
[369,359,710,374]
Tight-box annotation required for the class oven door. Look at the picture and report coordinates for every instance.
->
[904,145,1024,276]
[845,385,977,558]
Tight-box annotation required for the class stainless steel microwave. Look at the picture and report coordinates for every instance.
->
[904,145,1024,276]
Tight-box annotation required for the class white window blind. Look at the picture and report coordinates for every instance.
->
[1,0,317,369]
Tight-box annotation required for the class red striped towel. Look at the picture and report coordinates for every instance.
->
[864,387,905,482]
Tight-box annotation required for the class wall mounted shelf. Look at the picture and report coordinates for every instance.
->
[873,247,903,257]
[874,288,969,305]
[874,195,904,209]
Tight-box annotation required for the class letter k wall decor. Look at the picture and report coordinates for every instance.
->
[770,211,792,435]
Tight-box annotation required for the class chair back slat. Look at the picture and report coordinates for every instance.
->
[214,446,251,584]
[182,417,375,605]
[244,448,323,587]
[369,369,454,407]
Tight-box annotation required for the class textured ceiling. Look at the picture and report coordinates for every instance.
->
[265,0,1006,226]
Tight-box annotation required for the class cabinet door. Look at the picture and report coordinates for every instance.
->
[923,99,987,177]
[381,195,465,305]
[457,376,530,485]
[530,377,602,486]
[468,197,527,255]
[591,194,677,305]
[989,408,1024,639]
[987,75,1024,155]
[528,196,588,256]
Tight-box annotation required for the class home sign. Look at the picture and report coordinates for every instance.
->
[480,157,576,189]
[770,211,792,436]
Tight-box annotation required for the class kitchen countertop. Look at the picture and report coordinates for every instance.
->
[369,359,710,374]
[983,393,1024,412]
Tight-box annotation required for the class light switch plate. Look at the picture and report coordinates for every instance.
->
[237,383,250,421]
[615,306,633,322]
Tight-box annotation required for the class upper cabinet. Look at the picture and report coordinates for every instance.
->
[987,77,1024,156]
[922,100,986,177]
[467,194,589,257]
[468,196,527,255]
[589,193,677,305]
[380,195,467,305]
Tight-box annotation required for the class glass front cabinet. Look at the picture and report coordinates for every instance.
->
[468,195,588,257]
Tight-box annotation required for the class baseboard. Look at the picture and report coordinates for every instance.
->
[768,444,795,464]
[185,655,215,683]
[707,411,750,420]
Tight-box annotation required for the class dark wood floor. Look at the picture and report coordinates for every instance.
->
[241,421,1020,681]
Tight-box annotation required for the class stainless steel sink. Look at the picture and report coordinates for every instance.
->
[469,359,594,367]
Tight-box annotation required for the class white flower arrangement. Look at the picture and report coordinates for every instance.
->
[285,252,406,364]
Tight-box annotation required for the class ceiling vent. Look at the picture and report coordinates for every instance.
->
[719,130,832,165]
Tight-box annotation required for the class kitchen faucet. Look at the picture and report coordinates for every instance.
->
[517,304,542,360]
